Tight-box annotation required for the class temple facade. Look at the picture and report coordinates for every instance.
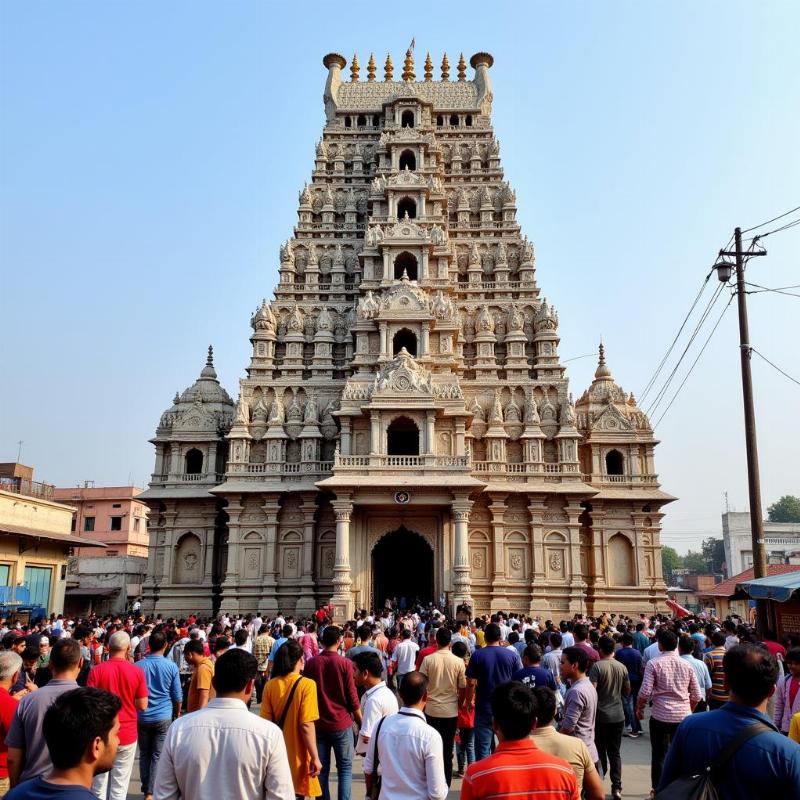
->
[140,50,672,620]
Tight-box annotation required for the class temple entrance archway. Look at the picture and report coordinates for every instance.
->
[372,527,433,609]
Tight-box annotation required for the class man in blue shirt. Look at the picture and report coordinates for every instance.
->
[660,643,800,800]
[614,632,643,736]
[135,630,182,800]
[465,622,522,760]
[512,644,556,691]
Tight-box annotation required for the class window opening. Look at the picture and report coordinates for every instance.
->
[401,110,415,128]
[185,448,204,475]
[394,251,418,280]
[387,416,419,456]
[399,150,416,171]
[605,449,624,476]
[393,328,418,356]
[397,197,417,219]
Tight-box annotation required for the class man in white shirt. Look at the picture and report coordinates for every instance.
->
[391,628,419,688]
[363,671,447,800]
[153,649,294,800]
[352,651,398,756]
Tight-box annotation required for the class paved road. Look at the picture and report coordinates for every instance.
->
[127,720,655,799]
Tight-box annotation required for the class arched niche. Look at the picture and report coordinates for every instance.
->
[185,448,203,475]
[393,327,417,356]
[399,149,416,170]
[397,197,417,220]
[174,533,202,584]
[241,530,263,581]
[401,110,415,128]
[387,416,419,456]
[394,250,418,280]
[608,533,635,585]
[605,449,624,476]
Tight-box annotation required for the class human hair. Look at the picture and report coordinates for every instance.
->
[451,641,468,659]
[271,639,303,678]
[259,624,270,635]
[352,650,382,678]
[401,627,412,640]
[723,619,736,633]
[549,631,562,649]
[212,649,258,694]
[282,624,294,639]
[0,651,22,681]
[108,631,130,652]
[724,643,778,705]
[523,644,542,664]
[484,623,502,643]
[1,632,16,650]
[234,629,249,647]
[573,623,588,642]
[184,639,204,657]
[508,631,519,645]
[532,685,558,727]
[621,632,634,647]
[22,646,39,664]
[561,646,589,673]
[598,636,615,656]
[50,638,82,672]
[490,681,536,740]
[321,626,341,647]
[43,688,121,769]
[399,671,427,705]
[148,630,167,653]
[636,622,645,632]
[678,635,695,655]
[711,630,726,647]
[656,628,678,652]
[436,627,452,647]
[357,624,372,642]
[785,647,800,665]
[213,636,231,655]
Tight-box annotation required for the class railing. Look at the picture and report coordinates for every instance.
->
[0,477,55,501]
[470,462,582,477]
[334,454,470,469]
[584,474,659,485]
[227,462,333,477]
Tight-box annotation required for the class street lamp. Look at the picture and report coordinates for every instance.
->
[714,260,734,283]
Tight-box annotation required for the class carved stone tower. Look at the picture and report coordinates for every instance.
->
[141,49,672,619]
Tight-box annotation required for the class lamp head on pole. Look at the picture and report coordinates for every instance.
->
[714,260,734,283]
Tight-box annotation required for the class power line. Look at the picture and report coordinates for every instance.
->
[751,348,800,388]
[745,281,800,298]
[653,293,735,428]
[645,282,726,417]
[639,268,715,404]
[745,217,800,242]
[740,204,800,234]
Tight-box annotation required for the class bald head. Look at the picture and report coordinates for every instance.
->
[398,670,428,708]
[108,631,131,653]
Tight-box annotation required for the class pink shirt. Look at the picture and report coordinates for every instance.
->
[639,650,700,724]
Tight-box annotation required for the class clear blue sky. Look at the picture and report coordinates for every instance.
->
[2,2,798,554]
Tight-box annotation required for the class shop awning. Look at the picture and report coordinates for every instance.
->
[0,524,106,548]
[737,570,800,603]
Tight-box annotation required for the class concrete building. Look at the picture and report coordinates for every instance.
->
[140,49,673,619]
[53,486,149,616]
[0,464,103,618]
[722,512,800,577]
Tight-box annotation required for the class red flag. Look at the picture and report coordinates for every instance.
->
[666,598,690,619]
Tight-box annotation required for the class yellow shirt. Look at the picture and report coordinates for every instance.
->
[261,673,321,797]
[789,711,800,744]
[419,648,467,718]
[187,657,215,712]
[475,629,486,648]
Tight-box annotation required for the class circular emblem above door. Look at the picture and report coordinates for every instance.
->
[394,490,411,505]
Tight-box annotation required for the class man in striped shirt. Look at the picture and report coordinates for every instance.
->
[703,631,730,709]
[636,627,701,793]
[461,681,578,800]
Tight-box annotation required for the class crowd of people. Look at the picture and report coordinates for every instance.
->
[0,605,797,799]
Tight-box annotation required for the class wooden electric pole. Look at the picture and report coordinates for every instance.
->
[719,227,768,635]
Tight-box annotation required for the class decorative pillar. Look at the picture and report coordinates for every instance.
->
[330,497,354,621]
[221,496,244,614]
[379,323,388,359]
[296,493,317,616]
[489,493,509,610]
[451,495,473,614]
[420,323,430,356]
[566,500,586,615]
[370,412,381,456]
[425,411,436,456]
[527,499,550,615]
[258,495,281,616]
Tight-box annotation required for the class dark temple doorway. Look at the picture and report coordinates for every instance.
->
[372,526,433,609]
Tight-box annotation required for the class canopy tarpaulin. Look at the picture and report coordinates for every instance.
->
[737,571,800,603]
[666,597,691,618]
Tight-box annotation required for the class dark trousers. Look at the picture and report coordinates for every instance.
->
[137,718,171,795]
[595,720,624,791]
[425,715,457,786]
[649,717,680,790]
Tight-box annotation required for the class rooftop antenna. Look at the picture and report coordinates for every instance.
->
[724,491,730,514]
[16,440,23,462]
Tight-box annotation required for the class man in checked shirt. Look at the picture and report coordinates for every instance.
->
[636,626,700,794]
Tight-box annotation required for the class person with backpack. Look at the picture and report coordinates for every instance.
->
[659,643,800,800]
[260,639,322,799]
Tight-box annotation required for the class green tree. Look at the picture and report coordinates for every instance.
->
[767,495,800,523]
[683,549,707,574]
[662,546,681,582]
[702,537,726,574]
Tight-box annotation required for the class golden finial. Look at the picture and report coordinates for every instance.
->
[441,53,450,81]
[402,48,415,81]
[350,53,359,82]
[367,53,376,82]
[457,52,467,81]
[384,53,393,81]
[424,52,433,81]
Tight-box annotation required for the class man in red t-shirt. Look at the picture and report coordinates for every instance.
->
[0,651,22,795]
[87,630,148,799]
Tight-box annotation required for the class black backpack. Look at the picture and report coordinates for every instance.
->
[656,721,771,799]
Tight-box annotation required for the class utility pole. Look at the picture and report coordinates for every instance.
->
[718,227,768,635]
